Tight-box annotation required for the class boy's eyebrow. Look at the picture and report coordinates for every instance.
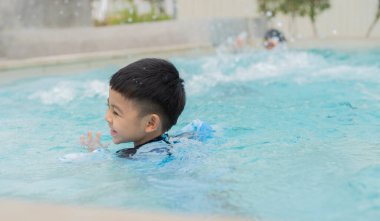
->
[107,98,124,114]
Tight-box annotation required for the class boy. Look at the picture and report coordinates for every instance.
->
[81,58,186,158]
[263,28,286,50]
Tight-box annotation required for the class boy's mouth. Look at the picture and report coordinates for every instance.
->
[110,129,118,136]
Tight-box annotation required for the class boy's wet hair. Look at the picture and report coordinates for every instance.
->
[264,29,286,42]
[110,58,186,131]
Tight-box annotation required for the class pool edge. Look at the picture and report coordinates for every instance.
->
[0,199,253,221]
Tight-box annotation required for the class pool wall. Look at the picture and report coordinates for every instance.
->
[0,18,265,60]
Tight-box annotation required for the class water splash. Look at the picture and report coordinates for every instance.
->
[182,50,380,95]
[29,81,76,105]
[185,51,322,94]
[29,80,108,105]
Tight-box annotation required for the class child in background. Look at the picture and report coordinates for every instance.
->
[263,28,287,50]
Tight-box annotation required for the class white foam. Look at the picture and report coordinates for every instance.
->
[185,50,380,94]
[29,81,76,105]
[29,80,108,105]
[186,51,321,94]
[83,80,109,98]
[296,65,380,84]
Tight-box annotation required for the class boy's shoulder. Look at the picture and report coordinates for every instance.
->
[116,120,214,159]
[116,134,171,159]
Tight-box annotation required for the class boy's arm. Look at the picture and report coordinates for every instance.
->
[80,131,109,152]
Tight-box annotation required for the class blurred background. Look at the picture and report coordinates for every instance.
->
[0,0,379,60]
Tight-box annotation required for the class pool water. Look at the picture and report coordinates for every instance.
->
[0,49,380,221]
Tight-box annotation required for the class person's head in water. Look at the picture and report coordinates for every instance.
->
[264,29,286,50]
[105,58,186,147]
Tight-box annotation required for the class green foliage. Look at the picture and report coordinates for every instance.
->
[256,0,331,36]
[300,0,330,36]
[96,0,171,26]
[257,0,330,20]
[299,0,330,22]
[278,0,304,16]
[257,0,281,18]
[366,0,380,37]
[104,9,171,25]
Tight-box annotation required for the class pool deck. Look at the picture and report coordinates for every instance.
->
[0,43,213,85]
[0,200,252,221]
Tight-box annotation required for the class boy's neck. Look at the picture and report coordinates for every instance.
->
[133,131,164,147]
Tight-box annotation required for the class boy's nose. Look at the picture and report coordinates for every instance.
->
[104,109,112,123]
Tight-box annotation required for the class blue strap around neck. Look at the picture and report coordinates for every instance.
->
[116,133,170,158]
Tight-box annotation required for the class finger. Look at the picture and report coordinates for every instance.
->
[87,131,93,143]
[95,131,101,144]
[80,135,86,146]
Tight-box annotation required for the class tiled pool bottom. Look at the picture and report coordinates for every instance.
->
[1,48,380,221]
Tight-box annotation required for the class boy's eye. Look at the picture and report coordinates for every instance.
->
[113,110,119,116]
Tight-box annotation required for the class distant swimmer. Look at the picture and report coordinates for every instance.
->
[263,29,286,50]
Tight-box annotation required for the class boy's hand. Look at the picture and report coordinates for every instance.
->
[80,131,109,152]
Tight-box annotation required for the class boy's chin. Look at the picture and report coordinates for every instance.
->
[111,138,122,144]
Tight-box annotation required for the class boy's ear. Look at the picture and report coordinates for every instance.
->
[145,114,161,133]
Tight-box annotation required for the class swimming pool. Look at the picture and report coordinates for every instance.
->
[0,48,379,221]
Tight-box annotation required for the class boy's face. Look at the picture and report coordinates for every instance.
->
[105,89,149,145]
[265,38,278,50]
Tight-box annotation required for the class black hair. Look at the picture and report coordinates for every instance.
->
[110,58,186,132]
[264,29,286,42]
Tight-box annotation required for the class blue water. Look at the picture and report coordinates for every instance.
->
[0,49,380,221]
